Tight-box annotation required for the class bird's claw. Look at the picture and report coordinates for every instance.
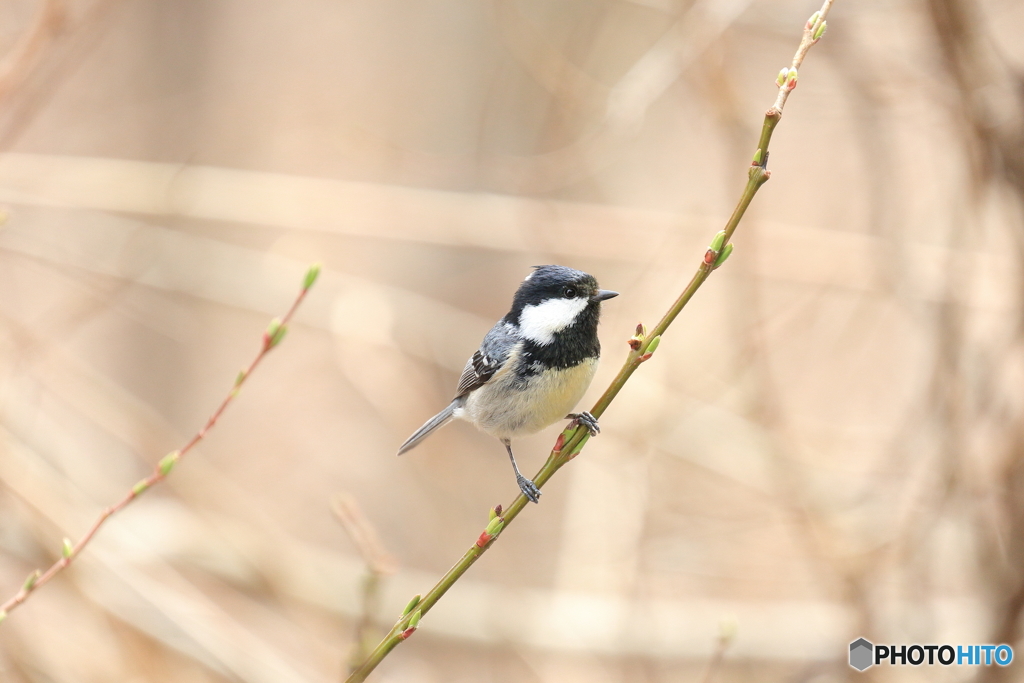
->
[566,411,600,437]
[517,475,541,503]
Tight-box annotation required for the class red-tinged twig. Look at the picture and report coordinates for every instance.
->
[0,264,322,623]
[345,2,836,679]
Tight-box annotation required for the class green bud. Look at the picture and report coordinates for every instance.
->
[751,148,762,166]
[713,243,734,268]
[645,335,661,356]
[266,318,288,348]
[408,609,422,629]
[719,616,738,641]
[776,68,788,87]
[62,538,73,559]
[485,516,504,536]
[786,68,798,87]
[303,263,322,290]
[709,231,726,253]
[813,20,827,40]
[273,325,288,347]
[158,451,180,476]
[0,610,6,624]
[567,433,590,458]
[23,570,40,592]
[234,369,247,387]
[402,594,421,616]
[488,504,502,521]
[807,11,821,28]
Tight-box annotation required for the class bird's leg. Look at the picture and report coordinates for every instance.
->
[565,411,600,436]
[503,439,541,503]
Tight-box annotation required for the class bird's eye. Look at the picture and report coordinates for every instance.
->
[562,287,577,299]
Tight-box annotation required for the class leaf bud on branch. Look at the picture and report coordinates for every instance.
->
[401,594,421,617]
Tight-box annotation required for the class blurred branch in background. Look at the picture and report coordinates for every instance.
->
[697,617,736,683]
[0,0,65,103]
[332,494,397,676]
[0,0,124,150]
[0,264,321,622]
[925,1,1024,681]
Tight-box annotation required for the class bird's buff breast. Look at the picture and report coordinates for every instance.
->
[459,354,598,439]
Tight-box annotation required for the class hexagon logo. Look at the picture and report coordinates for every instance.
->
[849,638,874,671]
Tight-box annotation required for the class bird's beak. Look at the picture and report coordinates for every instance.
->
[591,290,619,302]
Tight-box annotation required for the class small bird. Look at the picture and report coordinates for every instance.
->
[398,265,618,503]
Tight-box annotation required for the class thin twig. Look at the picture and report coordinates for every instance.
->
[0,264,323,623]
[332,494,398,577]
[344,2,836,680]
[332,494,398,677]
[0,0,66,102]
[698,618,737,683]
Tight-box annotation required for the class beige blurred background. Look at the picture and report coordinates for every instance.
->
[1,0,1023,681]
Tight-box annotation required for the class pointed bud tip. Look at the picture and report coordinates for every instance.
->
[709,230,727,252]
[23,570,41,592]
[714,243,734,269]
[62,538,73,559]
[265,318,288,348]
[158,451,180,476]
[485,516,504,536]
[402,594,422,616]
[813,20,827,40]
[303,263,322,290]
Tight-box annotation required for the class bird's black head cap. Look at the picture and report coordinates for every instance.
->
[504,265,599,322]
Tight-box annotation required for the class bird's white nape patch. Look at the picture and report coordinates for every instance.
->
[518,297,589,345]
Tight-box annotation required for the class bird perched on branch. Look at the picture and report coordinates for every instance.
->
[398,265,618,503]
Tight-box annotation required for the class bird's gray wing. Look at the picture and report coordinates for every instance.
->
[454,321,517,398]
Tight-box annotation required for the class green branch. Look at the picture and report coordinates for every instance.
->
[346,3,835,680]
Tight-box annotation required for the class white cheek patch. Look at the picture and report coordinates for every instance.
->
[518,297,589,345]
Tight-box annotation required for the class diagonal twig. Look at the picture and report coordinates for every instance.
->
[345,2,837,680]
[0,263,323,623]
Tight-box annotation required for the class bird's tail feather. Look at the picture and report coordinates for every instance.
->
[397,402,456,455]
